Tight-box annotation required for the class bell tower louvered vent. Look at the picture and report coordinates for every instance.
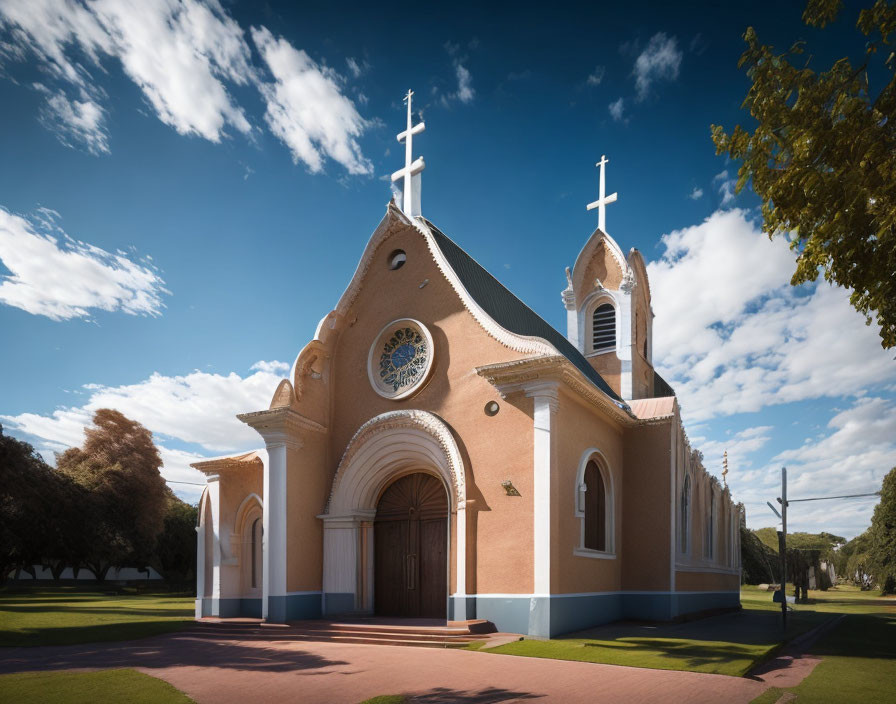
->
[591,303,615,352]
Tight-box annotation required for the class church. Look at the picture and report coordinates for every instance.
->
[193,92,742,638]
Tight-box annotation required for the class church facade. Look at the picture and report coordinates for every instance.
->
[193,96,742,638]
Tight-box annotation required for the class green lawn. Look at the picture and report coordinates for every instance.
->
[474,586,895,677]
[750,593,896,704]
[0,589,194,647]
[0,669,194,704]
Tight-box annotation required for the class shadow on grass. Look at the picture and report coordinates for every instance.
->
[0,619,192,648]
[1,604,192,617]
[581,637,762,669]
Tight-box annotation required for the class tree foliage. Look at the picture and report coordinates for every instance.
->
[741,526,779,584]
[712,0,896,348]
[56,409,168,581]
[154,492,198,586]
[869,467,896,593]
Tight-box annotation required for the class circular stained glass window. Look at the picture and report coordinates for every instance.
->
[367,318,434,400]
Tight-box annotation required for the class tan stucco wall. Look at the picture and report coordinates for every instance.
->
[675,571,740,592]
[286,439,327,592]
[293,221,537,595]
[551,391,624,594]
[621,421,673,592]
[217,464,263,598]
[587,352,622,397]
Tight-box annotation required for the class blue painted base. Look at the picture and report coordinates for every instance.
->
[448,591,741,637]
[196,594,319,621]
[322,592,356,615]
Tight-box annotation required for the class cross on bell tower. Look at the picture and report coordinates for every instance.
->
[586,155,618,233]
[392,90,426,218]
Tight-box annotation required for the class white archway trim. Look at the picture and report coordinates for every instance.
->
[573,448,616,558]
[326,409,466,514]
[234,493,264,533]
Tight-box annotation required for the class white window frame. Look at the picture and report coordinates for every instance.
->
[580,292,619,358]
[573,448,616,559]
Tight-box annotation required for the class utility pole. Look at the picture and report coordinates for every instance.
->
[777,466,788,630]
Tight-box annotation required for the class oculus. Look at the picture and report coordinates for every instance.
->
[368,318,434,399]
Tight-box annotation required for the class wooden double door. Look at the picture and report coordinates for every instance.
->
[374,473,447,618]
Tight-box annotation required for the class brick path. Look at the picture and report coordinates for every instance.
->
[0,626,770,703]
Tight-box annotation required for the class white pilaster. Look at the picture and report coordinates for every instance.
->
[194,519,206,618]
[206,475,222,615]
[456,502,467,598]
[261,445,284,620]
[528,384,558,637]
[618,273,635,399]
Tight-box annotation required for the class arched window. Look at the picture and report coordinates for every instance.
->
[706,490,715,560]
[584,461,607,551]
[680,474,691,554]
[591,303,616,353]
[251,517,261,588]
[574,450,614,557]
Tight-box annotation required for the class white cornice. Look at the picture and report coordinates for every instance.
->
[476,355,639,426]
[238,406,327,450]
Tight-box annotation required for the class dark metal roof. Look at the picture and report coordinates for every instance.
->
[425,220,624,404]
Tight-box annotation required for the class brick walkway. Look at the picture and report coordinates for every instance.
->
[0,626,770,703]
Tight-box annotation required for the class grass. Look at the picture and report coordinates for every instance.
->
[0,668,194,703]
[0,588,194,647]
[474,585,896,677]
[357,697,410,704]
[749,593,896,704]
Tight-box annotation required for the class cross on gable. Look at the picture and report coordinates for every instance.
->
[391,90,426,218]
[586,154,618,233]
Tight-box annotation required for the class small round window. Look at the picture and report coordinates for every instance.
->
[389,250,406,270]
[484,401,500,416]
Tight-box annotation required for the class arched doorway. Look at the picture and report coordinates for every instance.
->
[374,473,447,618]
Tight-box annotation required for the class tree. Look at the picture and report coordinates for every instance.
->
[712,0,896,348]
[0,425,86,582]
[841,529,875,588]
[57,409,168,581]
[869,467,896,593]
[154,491,198,589]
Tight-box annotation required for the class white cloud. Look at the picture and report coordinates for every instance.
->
[732,398,896,538]
[586,65,606,86]
[714,169,736,205]
[1,361,289,498]
[38,88,109,154]
[0,207,167,320]
[648,208,896,423]
[251,26,372,175]
[250,360,289,375]
[455,62,474,103]
[346,57,361,78]
[0,1,372,173]
[608,97,625,122]
[688,186,703,200]
[633,32,682,101]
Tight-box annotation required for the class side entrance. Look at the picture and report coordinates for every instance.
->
[374,472,447,618]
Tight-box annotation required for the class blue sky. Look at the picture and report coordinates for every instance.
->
[1,0,893,538]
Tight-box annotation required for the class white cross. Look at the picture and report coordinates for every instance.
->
[391,90,425,217]
[586,155,618,233]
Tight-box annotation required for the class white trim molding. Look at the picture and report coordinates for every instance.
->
[573,447,616,559]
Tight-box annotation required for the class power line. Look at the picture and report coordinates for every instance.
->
[166,479,206,487]
[788,492,880,503]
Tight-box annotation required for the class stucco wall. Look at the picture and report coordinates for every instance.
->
[551,392,624,594]
[675,570,740,592]
[286,439,327,592]
[297,220,537,595]
[621,421,673,592]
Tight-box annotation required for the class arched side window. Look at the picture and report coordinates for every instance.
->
[574,450,615,558]
[591,303,616,353]
[680,474,691,554]
[251,517,261,588]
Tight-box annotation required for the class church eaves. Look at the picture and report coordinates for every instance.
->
[424,219,624,404]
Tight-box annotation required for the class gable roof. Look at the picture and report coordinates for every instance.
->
[425,220,624,404]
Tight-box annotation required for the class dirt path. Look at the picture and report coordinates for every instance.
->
[0,626,769,703]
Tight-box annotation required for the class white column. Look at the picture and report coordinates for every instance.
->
[456,502,467,598]
[206,475,222,616]
[195,520,206,618]
[527,384,558,637]
[262,445,286,621]
[618,279,635,399]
